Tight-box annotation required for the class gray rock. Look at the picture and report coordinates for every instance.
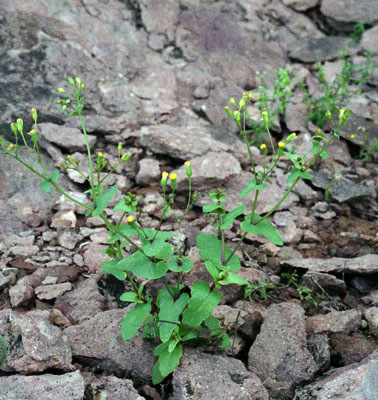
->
[54,276,106,324]
[248,302,316,399]
[300,271,347,295]
[281,254,378,274]
[57,229,81,250]
[306,309,362,334]
[321,0,378,26]
[288,37,351,63]
[35,282,72,300]
[50,211,77,228]
[361,25,378,55]
[1,310,73,373]
[39,123,96,152]
[171,349,269,400]
[307,333,331,373]
[282,0,319,11]
[175,152,241,191]
[136,158,161,185]
[87,375,146,400]
[273,211,303,244]
[83,242,110,273]
[364,307,378,333]
[295,351,378,399]
[63,308,155,382]
[0,371,85,400]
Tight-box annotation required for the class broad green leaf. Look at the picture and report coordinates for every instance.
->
[159,293,189,342]
[182,282,222,327]
[204,315,220,331]
[118,251,168,279]
[219,271,248,286]
[142,228,173,241]
[120,292,142,303]
[287,167,312,183]
[92,185,118,216]
[218,333,230,349]
[219,205,246,230]
[121,301,151,340]
[51,169,60,182]
[142,315,159,339]
[101,260,126,280]
[240,179,267,199]
[241,213,283,245]
[196,234,240,270]
[143,240,174,259]
[203,204,225,213]
[39,179,51,193]
[152,343,183,383]
[167,256,193,273]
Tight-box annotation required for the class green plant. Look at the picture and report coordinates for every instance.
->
[304,46,377,128]
[0,333,6,367]
[324,171,343,202]
[0,78,350,384]
[350,21,366,43]
[359,125,378,164]
[242,67,293,146]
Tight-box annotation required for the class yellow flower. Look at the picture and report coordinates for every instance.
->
[260,144,267,150]
[162,171,169,179]
[185,161,191,167]
[98,152,103,157]
[127,216,134,223]
[278,142,285,148]
[261,111,268,116]
[169,173,177,180]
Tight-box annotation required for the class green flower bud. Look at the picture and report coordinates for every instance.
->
[161,171,168,189]
[57,88,66,94]
[117,142,122,154]
[31,108,38,123]
[67,155,74,164]
[60,163,68,169]
[121,153,131,162]
[185,161,192,178]
[75,77,82,86]
[17,118,23,133]
[10,122,17,135]
[229,97,236,105]
[261,111,269,128]
[224,106,233,118]
[68,76,75,86]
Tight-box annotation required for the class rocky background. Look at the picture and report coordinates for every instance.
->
[0,0,378,399]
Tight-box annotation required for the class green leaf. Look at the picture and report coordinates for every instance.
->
[39,179,51,193]
[219,205,246,230]
[240,179,267,199]
[51,169,60,182]
[120,292,142,303]
[0,333,6,367]
[113,199,136,214]
[204,260,220,283]
[152,343,183,384]
[118,251,168,279]
[143,240,174,259]
[167,256,193,273]
[121,301,151,340]
[218,333,230,349]
[92,185,118,217]
[142,228,173,241]
[182,282,222,327]
[159,293,189,342]
[203,204,226,213]
[101,260,126,280]
[241,213,283,245]
[204,315,220,331]
[219,271,248,286]
[287,167,312,183]
[196,234,240,270]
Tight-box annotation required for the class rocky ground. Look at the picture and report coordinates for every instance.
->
[0,0,378,399]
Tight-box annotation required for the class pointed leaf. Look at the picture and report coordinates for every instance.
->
[159,293,189,342]
[219,205,246,229]
[241,213,283,245]
[92,185,118,216]
[182,282,222,327]
[121,301,151,340]
[101,260,126,280]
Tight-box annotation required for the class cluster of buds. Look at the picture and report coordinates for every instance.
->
[225,91,253,129]
[161,171,177,191]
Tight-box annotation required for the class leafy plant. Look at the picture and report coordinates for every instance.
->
[359,125,378,164]
[350,21,366,43]
[0,333,6,367]
[0,77,351,384]
[303,46,377,128]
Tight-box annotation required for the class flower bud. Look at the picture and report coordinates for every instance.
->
[325,110,332,120]
[67,155,74,164]
[75,77,82,86]
[169,173,177,191]
[278,141,285,148]
[224,106,233,118]
[60,163,68,169]
[31,108,38,123]
[16,118,23,133]
[229,97,236,105]
[57,88,66,94]
[185,161,192,178]
[260,143,266,150]
[161,171,169,189]
[286,132,297,142]
[68,76,75,86]
[117,142,122,154]
[261,111,269,128]
[121,153,131,162]
[10,122,17,136]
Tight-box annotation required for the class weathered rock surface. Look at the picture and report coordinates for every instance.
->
[0,309,73,373]
[306,309,362,334]
[0,371,85,400]
[248,302,316,399]
[172,349,269,400]
[63,308,155,382]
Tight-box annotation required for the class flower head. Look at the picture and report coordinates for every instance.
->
[169,173,177,180]
[127,216,134,223]
[278,141,285,148]
[260,143,267,150]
